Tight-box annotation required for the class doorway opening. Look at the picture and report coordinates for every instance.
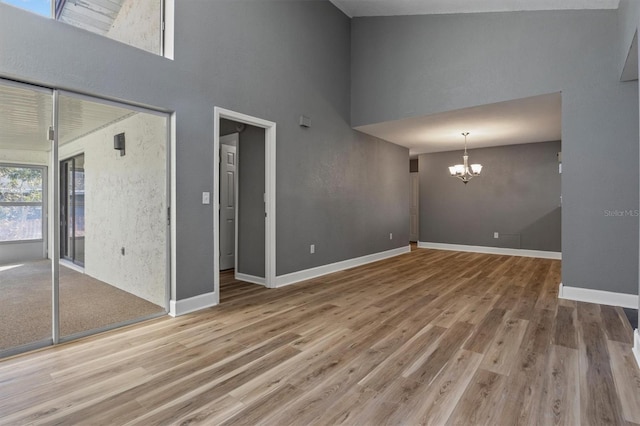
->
[213,107,276,304]
[60,154,85,267]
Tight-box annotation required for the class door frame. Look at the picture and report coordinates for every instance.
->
[213,107,276,302]
[0,78,173,357]
[59,153,85,267]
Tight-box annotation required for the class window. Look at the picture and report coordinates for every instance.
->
[0,166,45,242]
[1,0,168,56]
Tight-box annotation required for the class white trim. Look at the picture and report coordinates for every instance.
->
[57,90,169,117]
[214,107,277,304]
[162,0,175,60]
[558,283,639,309]
[165,112,173,315]
[170,112,177,311]
[417,241,561,260]
[59,259,84,273]
[51,90,60,344]
[275,245,410,288]
[633,329,640,369]
[169,292,217,317]
[265,120,277,289]
[235,273,266,286]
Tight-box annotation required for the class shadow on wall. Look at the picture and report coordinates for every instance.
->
[497,207,561,250]
[519,207,561,251]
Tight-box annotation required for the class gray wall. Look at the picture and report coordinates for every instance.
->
[237,125,266,278]
[419,141,561,252]
[0,241,45,265]
[618,0,640,78]
[0,1,409,300]
[352,10,639,295]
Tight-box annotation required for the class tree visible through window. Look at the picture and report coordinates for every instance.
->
[0,166,44,242]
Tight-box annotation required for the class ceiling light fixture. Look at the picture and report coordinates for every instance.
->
[448,132,482,184]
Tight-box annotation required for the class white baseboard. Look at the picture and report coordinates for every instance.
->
[235,272,266,286]
[417,241,561,260]
[633,330,640,369]
[59,259,85,273]
[169,291,217,317]
[274,245,411,288]
[558,282,638,309]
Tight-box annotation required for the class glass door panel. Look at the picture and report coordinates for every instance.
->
[0,81,53,355]
[57,93,168,339]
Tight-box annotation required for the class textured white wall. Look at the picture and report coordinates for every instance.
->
[107,0,162,55]
[59,113,167,306]
[0,149,48,165]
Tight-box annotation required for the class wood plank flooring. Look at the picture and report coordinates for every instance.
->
[1,248,639,425]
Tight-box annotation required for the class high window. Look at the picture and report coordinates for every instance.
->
[1,0,168,56]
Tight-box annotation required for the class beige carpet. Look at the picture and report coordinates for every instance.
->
[0,260,165,351]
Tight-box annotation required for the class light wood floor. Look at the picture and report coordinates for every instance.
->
[1,248,639,425]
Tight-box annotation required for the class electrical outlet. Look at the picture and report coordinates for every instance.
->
[310,244,315,254]
[202,192,210,205]
[389,233,393,240]
[493,232,499,239]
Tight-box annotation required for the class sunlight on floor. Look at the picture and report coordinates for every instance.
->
[0,264,22,272]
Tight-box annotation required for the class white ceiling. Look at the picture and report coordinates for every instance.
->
[329,0,619,17]
[0,84,52,151]
[0,83,135,152]
[356,93,562,156]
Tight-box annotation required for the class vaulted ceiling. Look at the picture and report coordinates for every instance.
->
[330,0,613,154]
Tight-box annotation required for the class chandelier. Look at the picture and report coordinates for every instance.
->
[448,132,482,184]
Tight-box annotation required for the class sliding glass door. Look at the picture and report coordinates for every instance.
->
[0,79,170,357]
[60,154,85,266]
[57,92,168,340]
[0,81,53,354]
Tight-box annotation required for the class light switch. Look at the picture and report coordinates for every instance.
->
[202,192,210,204]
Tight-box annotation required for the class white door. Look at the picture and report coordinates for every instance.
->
[220,134,238,270]
[410,172,419,242]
